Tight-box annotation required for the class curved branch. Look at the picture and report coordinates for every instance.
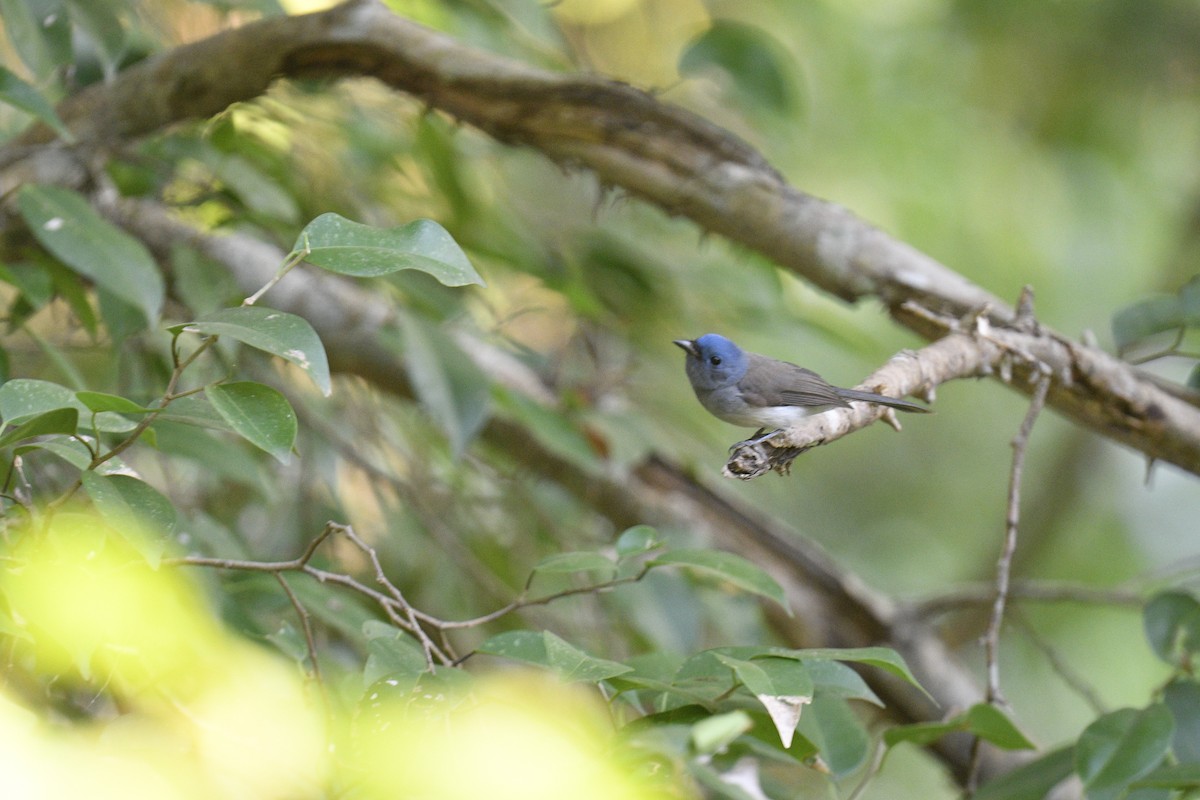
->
[5,0,1198,474]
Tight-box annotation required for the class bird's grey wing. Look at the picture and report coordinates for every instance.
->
[740,355,850,409]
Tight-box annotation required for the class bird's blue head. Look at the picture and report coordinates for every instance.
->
[674,333,748,391]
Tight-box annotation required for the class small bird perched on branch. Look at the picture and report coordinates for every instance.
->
[674,333,930,446]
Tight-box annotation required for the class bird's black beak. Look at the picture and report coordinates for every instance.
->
[673,339,698,358]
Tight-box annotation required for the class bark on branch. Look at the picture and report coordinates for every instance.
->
[8,0,1199,475]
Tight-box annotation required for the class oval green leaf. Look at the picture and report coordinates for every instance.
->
[0,66,73,141]
[1144,590,1200,666]
[75,391,153,414]
[180,307,331,396]
[1077,705,1174,800]
[648,548,787,609]
[478,630,631,683]
[206,381,297,463]
[533,551,616,577]
[80,472,175,567]
[0,378,136,432]
[295,213,483,286]
[0,407,77,448]
[17,185,164,324]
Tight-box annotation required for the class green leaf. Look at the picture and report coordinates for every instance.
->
[714,654,813,749]
[206,381,297,463]
[1134,763,1200,790]
[493,387,602,472]
[680,20,798,114]
[799,694,869,778]
[0,0,70,77]
[0,407,77,448]
[477,630,632,683]
[17,185,164,324]
[64,0,125,72]
[805,660,883,706]
[0,65,73,141]
[74,391,152,414]
[532,550,616,578]
[793,647,929,697]
[1077,705,1174,800]
[149,421,264,489]
[177,307,331,396]
[691,710,753,755]
[1143,591,1200,666]
[80,472,175,566]
[973,746,1075,800]
[0,378,136,432]
[295,213,484,286]
[396,316,490,456]
[885,704,1034,751]
[648,548,787,609]
[153,395,232,431]
[362,620,428,686]
[207,152,299,223]
[1163,679,1200,764]
[616,524,661,558]
[1111,295,1183,355]
[965,704,1036,750]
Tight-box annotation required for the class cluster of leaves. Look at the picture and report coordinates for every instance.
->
[971,590,1200,800]
[0,176,979,794]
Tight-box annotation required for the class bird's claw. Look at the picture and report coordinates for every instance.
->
[729,428,782,452]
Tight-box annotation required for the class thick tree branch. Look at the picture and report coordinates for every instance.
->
[5,0,1198,474]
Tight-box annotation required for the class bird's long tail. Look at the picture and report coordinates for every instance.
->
[835,388,931,413]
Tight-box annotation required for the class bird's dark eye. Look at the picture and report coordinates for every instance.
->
[709,355,721,366]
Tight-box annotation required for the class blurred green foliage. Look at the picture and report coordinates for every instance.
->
[2,0,1200,798]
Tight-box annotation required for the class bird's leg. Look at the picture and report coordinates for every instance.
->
[730,428,783,451]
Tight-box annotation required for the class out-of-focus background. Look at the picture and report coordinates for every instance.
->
[3,1,1199,797]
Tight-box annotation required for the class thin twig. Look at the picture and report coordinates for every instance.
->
[1011,608,1108,716]
[966,374,1051,794]
[911,580,1143,618]
[331,522,449,669]
[274,572,323,686]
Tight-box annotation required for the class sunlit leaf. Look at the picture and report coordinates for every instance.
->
[206,381,297,463]
[17,185,164,324]
[295,213,483,286]
[177,307,331,396]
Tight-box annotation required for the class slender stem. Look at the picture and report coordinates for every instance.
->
[966,374,1050,795]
